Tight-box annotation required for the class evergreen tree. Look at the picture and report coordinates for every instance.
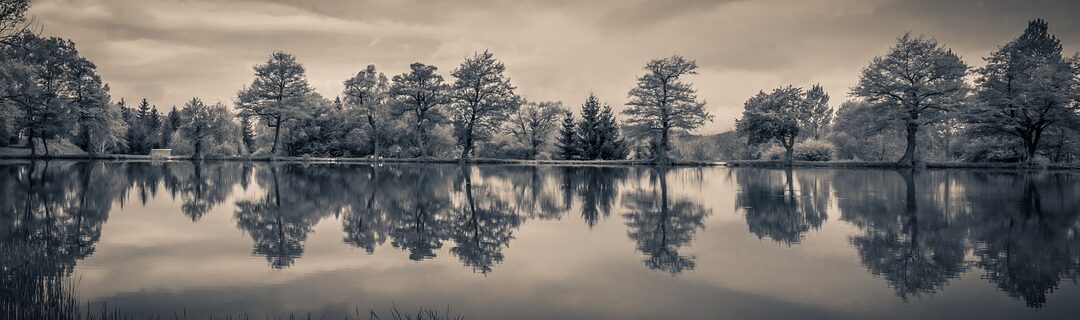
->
[577,94,628,160]
[578,94,604,159]
[556,111,579,160]
[597,104,629,159]
[148,105,162,148]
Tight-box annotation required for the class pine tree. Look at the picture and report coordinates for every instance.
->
[556,111,579,160]
[577,94,627,160]
[578,94,604,160]
[597,104,628,159]
[148,105,162,148]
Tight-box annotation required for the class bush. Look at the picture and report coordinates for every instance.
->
[794,140,834,161]
[759,145,786,161]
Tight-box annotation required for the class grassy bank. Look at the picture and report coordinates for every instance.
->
[724,160,1080,170]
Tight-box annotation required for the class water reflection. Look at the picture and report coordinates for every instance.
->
[835,170,967,301]
[735,168,829,245]
[1,161,1079,312]
[623,167,710,274]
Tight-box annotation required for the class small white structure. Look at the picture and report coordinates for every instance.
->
[150,149,172,159]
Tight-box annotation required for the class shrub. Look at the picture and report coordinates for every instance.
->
[757,145,784,161]
[794,140,834,161]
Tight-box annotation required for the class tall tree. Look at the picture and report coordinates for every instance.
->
[450,50,521,160]
[555,111,579,160]
[737,86,809,165]
[801,84,832,140]
[390,62,449,157]
[1,33,82,157]
[509,100,564,159]
[69,57,124,155]
[236,51,313,156]
[623,55,712,163]
[852,34,969,167]
[964,19,1080,163]
[343,64,391,157]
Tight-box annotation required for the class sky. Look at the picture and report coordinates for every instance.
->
[27,0,1080,133]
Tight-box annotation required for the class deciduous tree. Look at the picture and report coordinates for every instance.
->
[450,50,521,160]
[390,62,449,157]
[236,52,313,156]
[623,55,712,163]
[343,64,391,157]
[509,100,564,159]
[963,19,1080,163]
[852,34,968,167]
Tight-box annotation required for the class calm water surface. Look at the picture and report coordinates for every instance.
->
[2,161,1079,319]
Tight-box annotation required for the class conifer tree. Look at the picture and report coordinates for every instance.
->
[556,111,579,160]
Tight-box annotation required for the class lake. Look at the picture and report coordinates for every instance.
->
[2,161,1079,319]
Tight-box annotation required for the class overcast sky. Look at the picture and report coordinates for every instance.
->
[28,0,1080,133]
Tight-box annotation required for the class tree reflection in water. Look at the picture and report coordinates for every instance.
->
[836,169,967,301]
[735,168,829,245]
[1,162,1079,310]
[622,167,709,274]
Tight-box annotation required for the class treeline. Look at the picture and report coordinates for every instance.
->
[0,1,711,161]
[733,19,1080,166]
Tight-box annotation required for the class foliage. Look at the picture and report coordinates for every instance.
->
[449,50,521,160]
[577,94,628,160]
[801,84,832,140]
[793,139,835,161]
[236,51,314,155]
[963,19,1080,163]
[736,85,813,164]
[554,111,579,160]
[343,64,392,157]
[390,62,450,157]
[851,33,969,166]
[623,55,712,163]
[177,97,241,157]
[508,100,564,159]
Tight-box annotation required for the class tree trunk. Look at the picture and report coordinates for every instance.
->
[270,116,281,157]
[369,116,379,158]
[655,126,670,164]
[897,121,919,167]
[41,136,50,158]
[194,138,203,160]
[784,145,794,167]
[1024,129,1043,164]
[416,121,428,158]
[27,130,37,159]
[459,130,473,161]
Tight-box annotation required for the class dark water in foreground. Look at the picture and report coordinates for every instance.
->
[2,161,1079,319]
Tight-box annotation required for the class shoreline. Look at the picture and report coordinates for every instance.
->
[0,154,721,166]
[3,154,1079,170]
[724,160,1080,171]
